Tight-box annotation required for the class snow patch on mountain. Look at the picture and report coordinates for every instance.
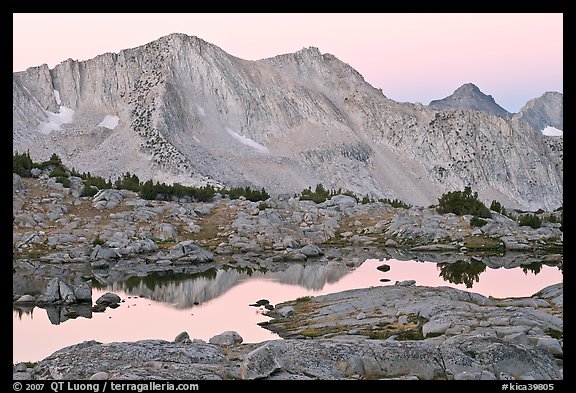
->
[225,127,269,154]
[98,115,120,130]
[542,126,563,137]
[38,106,75,134]
[53,90,61,105]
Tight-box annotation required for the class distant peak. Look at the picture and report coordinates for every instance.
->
[429,83,510,117]
[164,32,190,39]
[295,46,322,56]
[455,83,482,93]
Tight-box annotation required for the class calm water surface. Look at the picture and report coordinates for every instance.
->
[13,258,562,363]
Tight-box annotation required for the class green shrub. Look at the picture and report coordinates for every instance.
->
[56,176,70,188]
[114,172,141,192]
[379,198,411,209]
[223,186,269,202]
[518,214,542,229]
[300,184,333,204]
[139,180,158,200]
[13,151,34,177]
[436,186,491,218]
[84,174,112,190]
[490,200,502,213]
[299,184,363,204]
[81,185,99,197]
[470,215,488,227]
[545,214,558,224]
[139,180,218,202]
[92,235,105,246]
[258,202,271,210]
[38,153,63,169]
[49,166,67,178]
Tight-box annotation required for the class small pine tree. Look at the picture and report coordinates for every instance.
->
[470,215,488,227]
[13,150,34,177]
[490,200,502,213]
[518,214,542,229]
[437,186,491,218]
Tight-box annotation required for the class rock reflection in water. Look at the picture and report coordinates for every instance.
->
[107,262,350,308]
[13,304,93,325]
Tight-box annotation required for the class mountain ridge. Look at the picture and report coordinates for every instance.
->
[12,33,563,210]
[514,91,563,132]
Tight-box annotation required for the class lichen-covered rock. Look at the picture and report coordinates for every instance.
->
[209,331,243,346]
[29,340,228,380]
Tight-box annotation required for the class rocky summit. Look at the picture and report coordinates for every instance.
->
[13,33,562,210]
[428,83,511,118]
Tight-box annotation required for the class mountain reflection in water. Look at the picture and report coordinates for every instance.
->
[13,258,562,364]
[107,262,351,308]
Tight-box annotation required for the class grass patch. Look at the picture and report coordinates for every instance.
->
[13,241,54,259]
[463,235,503,251]
[15,361,37,368]
[296,296,312,302]
[362,314,429,341]
[92,235,105,246]
[396,329,425,341]
[545,328,563,340]
[258,202,271,211]
[299,326,343,338]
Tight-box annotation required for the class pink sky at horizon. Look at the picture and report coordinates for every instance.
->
[13,13,562,113]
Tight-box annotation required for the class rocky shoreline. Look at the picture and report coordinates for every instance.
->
[14,282,563,380]
[13,173,563,380]
[13,173,562,291]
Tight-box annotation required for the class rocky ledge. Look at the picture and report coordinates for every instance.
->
[13,174,562,294]
[15,283,562,380]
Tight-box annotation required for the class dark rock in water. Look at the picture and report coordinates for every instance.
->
[96,292,121,305]
[14,294,36,304]
[253,299,270,306]
[265,304,274,310]
[377,263,391,272]
[380,278,391,282]
[74,282,92,303]
[108,303,120,309]
[75,304,93,319]
[194,301,200,305]
[91,304,107,313]
[174,332,191,343]
[64,310,79,318]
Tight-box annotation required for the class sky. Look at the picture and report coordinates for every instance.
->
[13,13,562,113]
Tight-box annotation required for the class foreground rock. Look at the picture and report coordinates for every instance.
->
[26,334,560,380]
[23,283,562,380]
[262,284,563,348]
